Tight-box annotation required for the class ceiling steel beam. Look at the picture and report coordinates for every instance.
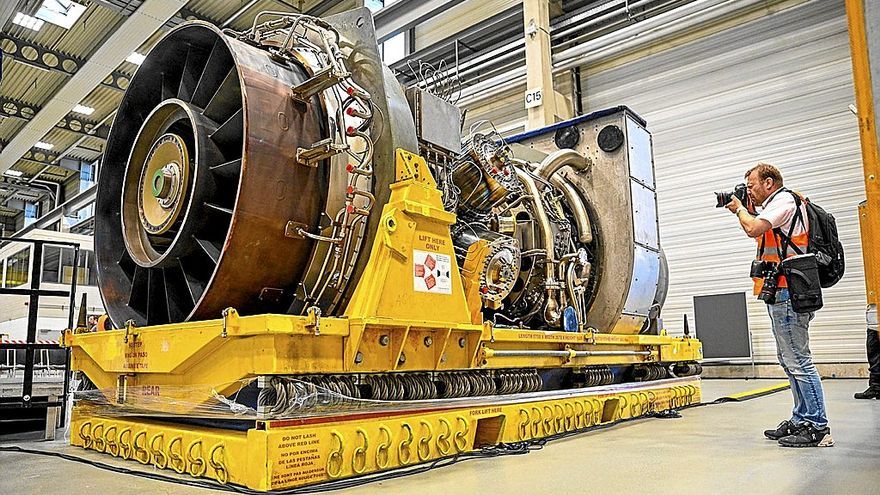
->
[388,5,523,75]
[374,0,467,43]
[307,0,342,17]
[20,148,62,167]
[0,139,61,167]
[0,96,110,140]
[91,0,215,30]
[0,2,16,31]
[221,0,262,28]
[0,0,189,173]
[8,183,97,238]
[0,34,131,92]
[0,179,50,200]
[51,111,115,165]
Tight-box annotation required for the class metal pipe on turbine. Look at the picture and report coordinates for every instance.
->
[514,166,561,325]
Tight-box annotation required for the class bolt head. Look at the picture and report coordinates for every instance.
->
[379,335,390,346]
[459,337,467,348]
[424,336,433,347]
[355,351,364,364]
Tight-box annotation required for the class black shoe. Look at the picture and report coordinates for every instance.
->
[854,387,880,399]
[778,423,834,448]
[763,420,797,440]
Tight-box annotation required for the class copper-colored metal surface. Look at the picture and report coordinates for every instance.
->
[97,23,328,326]
[195,26,327,322]
[287,9,418,316]
[97,12,419,326]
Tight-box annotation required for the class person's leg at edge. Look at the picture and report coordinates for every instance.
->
[855,328,880,399]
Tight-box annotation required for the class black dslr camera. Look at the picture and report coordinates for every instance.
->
[714,183,748,208]
[751,260,780,304]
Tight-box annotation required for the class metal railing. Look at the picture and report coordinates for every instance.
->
[0,237,79,424]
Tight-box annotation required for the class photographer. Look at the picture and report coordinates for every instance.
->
[725,163,833,448]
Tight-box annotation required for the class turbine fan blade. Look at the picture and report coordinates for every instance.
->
[194,237,222,264]
[162,265,194,322]
[177,257,205,304]
[192,39,235,108]
[209,158,242,179]
[117,251,136,281]
[146,268,170,325]
[127,267,149,316]
[178,46,210,102]
[209,108,243,159]
[205,202,233,215]
[203,68,241,123]
[161,71,177,100]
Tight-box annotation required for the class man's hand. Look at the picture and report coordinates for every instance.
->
[726,195,743,214]
[729,195,772,238]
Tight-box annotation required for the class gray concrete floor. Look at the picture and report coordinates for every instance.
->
[2,379,879,495]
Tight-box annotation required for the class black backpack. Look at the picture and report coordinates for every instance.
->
[777,190,845,288]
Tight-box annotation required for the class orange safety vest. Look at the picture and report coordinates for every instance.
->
[752,192,810,295]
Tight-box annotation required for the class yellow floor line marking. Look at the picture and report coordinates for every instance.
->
[722,382,790,401]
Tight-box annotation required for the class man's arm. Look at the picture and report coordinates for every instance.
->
[726,196,772,238]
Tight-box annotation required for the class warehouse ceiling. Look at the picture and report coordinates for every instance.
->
[0,0,334,219]
[0,0,698,222]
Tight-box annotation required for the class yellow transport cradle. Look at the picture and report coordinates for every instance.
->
[65,150,702,490]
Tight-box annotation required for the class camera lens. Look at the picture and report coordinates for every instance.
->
[715,191,732,208]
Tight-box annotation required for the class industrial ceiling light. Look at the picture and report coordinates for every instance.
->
[34,141,55,150]
[72,104,95,116]
[3,170,24,177]
[13,12,45,31]
[36,0,87,29]
[126,52,146,65]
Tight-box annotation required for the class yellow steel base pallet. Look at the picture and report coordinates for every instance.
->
[65,310,702,412]
[71,376,701,491]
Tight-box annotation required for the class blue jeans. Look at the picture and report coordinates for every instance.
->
[766,289,828,428]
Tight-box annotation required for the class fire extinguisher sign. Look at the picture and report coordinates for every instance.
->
[413,250,452,294]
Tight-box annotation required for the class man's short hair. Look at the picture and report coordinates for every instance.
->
[745,162,783,187]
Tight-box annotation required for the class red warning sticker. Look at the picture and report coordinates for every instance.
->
[413,249,452,294]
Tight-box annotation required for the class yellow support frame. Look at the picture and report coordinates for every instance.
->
[847,0,880,304]
[66,148,703,489]
[64,312,700,413]
[65,148,701,411]
[70,376,701,491]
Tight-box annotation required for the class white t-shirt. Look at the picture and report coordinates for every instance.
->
[756,188,808,236]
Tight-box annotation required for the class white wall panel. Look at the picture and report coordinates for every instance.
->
[578,0,866,362]
[463,67,574,135]
[414,0,521,50]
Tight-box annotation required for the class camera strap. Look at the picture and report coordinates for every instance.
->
[773,189,806,259]
[756,188,784,260]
